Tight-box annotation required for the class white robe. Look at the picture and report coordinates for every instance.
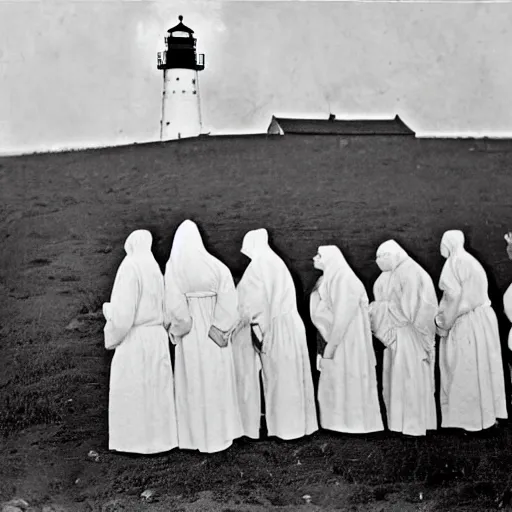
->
[229,277,262,439]
[238,230,318,440]
[370,256,438,436]
[310,253,383,434]
[164,221,243,453]
[437,250,508,430]
[103,231,178,454]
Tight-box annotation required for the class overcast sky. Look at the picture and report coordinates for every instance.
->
[1,0,512,154]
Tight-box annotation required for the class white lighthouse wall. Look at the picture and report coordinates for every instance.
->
[161,68,201,141]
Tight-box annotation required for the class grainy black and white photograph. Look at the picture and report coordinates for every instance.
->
[2,0,512,510]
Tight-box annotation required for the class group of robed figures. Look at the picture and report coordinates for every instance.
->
[102,221,511,454]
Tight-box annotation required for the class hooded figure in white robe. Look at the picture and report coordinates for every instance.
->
[436,230,507,431]
[103,229,178,454]
[310,246,383,434]
[164,220,243,453]
[229,276,262,439]
[237,228,318,440]
[369,240,437,436]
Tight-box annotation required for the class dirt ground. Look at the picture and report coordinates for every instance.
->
[2,135,512,511]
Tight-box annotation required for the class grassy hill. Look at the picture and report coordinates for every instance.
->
[1,134,512,511]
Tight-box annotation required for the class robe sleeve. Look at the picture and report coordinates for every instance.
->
[212,264,239,332]
[369,300,396,347]
[323,273,364,359]
[164,259,193,341]
[371,266,437,355]
[393,268,437,364]
[309,287,331,356]
[237,262,270,338]
[103,259,140,350]
[310,287,331,342]
[369,274,397,347]
[404,272,438,340]
[436,258,465,331]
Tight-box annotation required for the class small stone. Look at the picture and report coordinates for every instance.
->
[65,318,82,331]
[140,489,157,503]
[87,450,100,462]
[101,499,124,512]
[4,499,29,511]
[2,506,23,512]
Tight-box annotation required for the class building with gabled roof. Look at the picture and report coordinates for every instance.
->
[267,114,415,137]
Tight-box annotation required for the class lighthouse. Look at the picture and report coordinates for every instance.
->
[157,16,205,141]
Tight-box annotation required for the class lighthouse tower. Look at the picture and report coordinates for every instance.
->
[157,16,205,141]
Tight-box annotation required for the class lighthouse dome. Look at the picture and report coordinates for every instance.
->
[168,15,194,37]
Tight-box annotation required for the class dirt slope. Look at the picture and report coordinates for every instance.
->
[1,135,512,511]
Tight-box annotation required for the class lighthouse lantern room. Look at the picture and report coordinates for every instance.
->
[157,16,205,141]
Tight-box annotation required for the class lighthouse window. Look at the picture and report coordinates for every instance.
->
[176,77,179,81]
[193,91,197,95]
[192,79,196,85]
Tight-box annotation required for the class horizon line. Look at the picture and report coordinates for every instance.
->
[2,131,512,157]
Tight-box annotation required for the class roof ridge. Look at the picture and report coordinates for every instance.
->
[268,115,415,136]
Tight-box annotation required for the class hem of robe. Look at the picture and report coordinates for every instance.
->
[267,426,318,441]
[320,423,384,434]
[242,431,260,440]
[388,427,437,437]
[178,438,236,454]
[441,416,507,432]
[109,442,178,455]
